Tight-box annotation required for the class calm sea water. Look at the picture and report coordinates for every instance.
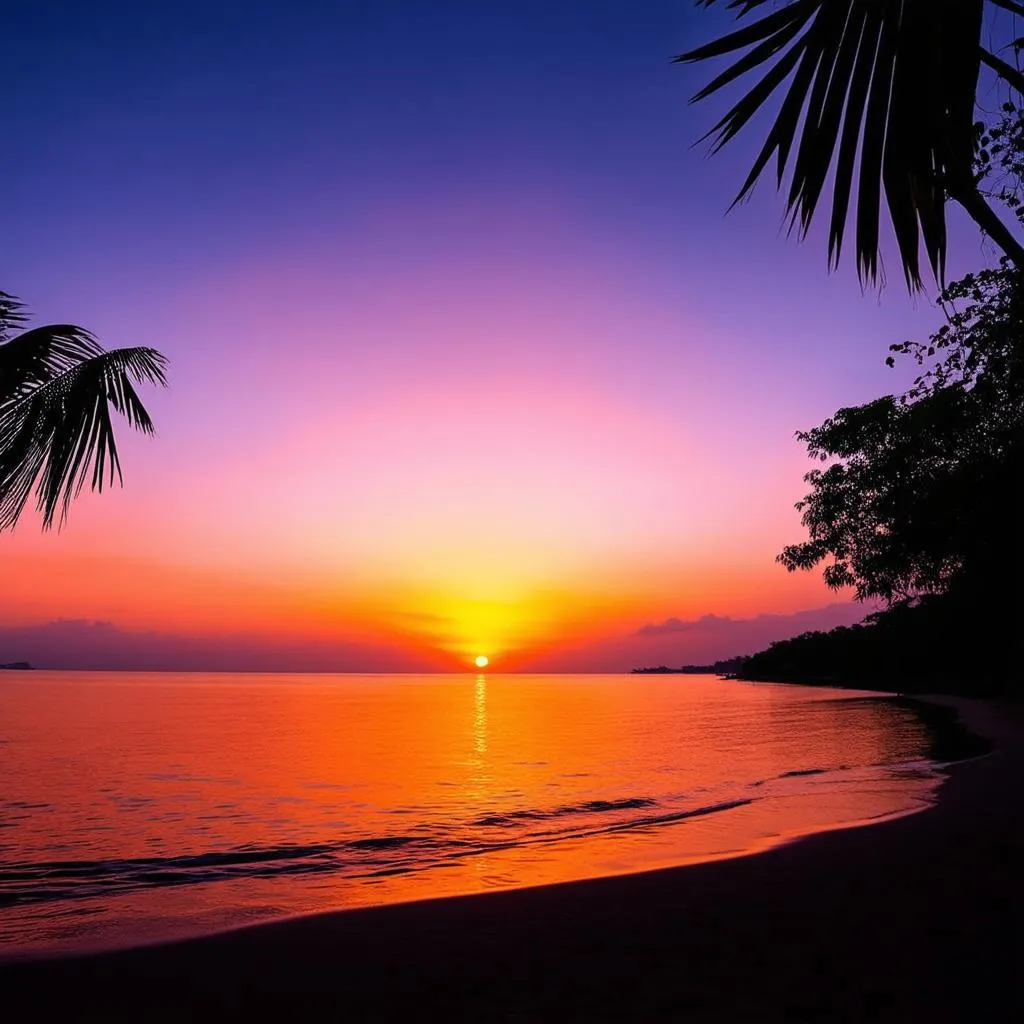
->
[0,672,943,957]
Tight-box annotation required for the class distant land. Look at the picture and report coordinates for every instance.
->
[0,662,33,670]
[631,657,749,676]
[733,592,1013,698]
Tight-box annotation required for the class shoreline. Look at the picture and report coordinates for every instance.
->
[0,687,970,963]
[3,694,1021,1020]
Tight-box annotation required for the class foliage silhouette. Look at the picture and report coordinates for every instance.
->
[739,592,1016,695]
[779,260,1023,605]
[731,97,1024,695]
[0,293,167,531]
[679,0,1024,289]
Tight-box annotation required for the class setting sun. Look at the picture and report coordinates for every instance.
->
[474,655,489,669]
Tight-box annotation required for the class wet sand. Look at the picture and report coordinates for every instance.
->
[2,696,1021,1022]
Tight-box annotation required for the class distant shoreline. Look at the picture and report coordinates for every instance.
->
[631,657,748,676]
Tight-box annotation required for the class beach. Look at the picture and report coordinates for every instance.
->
[2,695,1020,1021]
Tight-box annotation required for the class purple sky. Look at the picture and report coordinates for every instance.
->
[0,1,991,670]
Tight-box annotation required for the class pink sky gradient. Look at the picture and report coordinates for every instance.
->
[1,2,973,670]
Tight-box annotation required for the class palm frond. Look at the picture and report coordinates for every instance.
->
[0,324,104,402]
[0,346,167,530]
[678,0,988,290]
[0,292,28,343]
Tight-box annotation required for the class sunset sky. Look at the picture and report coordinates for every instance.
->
[0,1,985,671]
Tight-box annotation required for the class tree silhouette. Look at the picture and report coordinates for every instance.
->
[679,0,1024,289]
[752,253,1023,694]
[779,256,1023,600]
[0,292,167,531]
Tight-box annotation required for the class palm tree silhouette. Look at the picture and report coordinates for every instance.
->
[0,291,167,531]
[679,0,1024,289]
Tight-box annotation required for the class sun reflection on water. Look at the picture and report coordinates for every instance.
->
[473,673,488,759]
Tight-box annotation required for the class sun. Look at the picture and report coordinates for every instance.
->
[474,655,489,669]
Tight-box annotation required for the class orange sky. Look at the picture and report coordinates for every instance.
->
[1,3,947,671]
[0,406,852,671]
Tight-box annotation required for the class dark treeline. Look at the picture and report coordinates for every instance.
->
[633,657,749,676]
[738,595,1017,697]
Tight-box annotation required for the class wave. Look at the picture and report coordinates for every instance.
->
[0,795,752,908]
[471,796,658,827]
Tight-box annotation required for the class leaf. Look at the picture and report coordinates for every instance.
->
[0,342,167,530]
[681,0,989,290]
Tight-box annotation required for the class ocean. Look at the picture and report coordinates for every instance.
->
[0,672,944,957]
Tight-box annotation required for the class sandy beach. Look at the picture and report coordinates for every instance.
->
[3,696,1021,1022]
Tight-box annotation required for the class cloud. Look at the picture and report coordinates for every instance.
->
[517,602,876,673]
[636,614,731,636]
[396,611,456,625]
[0,603,880,674]
[0,619,457,673]
[635,606,875,641]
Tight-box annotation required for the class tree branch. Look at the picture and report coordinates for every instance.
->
[980,47,1024,95]
[988,0,1024,19]
[947,179,1024,266]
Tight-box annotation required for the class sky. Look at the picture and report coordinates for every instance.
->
[0,0,991,671]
